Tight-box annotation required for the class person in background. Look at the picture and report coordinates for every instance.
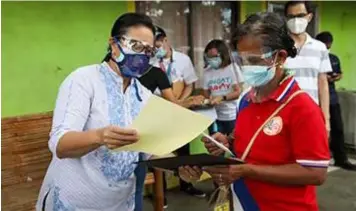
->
[36,13,156,211]
[150,26,206,201]
[203,39,243,135]
[138,65,203,108]
[151,26,198,100]
[316,31,356,171]
[284,1,332,134]
[180,12,329,211]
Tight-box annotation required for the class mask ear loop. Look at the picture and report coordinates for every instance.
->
[261,50,279,70]
[113,37,143,102]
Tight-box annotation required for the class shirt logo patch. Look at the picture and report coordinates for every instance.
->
[263,116,283,136]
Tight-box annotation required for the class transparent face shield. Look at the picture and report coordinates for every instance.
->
[237,50,280,87]
[236,50,277,67]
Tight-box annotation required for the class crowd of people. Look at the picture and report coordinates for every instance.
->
[36,1,355,211]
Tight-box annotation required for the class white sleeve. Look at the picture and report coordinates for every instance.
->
[48,71,92,158]
[319,46,332,73]
[170,67,184,83]
[182,57,198,85]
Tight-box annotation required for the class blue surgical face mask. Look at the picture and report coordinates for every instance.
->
[155,47,167,59]
[242,65,276,87]
[114,43,150,78]
[241,51,279,87]
[207,57,222,70]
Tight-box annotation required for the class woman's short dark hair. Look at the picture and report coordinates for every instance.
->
[103,13,155,62]
[233,12,297,58]
[204,39,232,68]
[110,13,155,38]
[284,1,312,16]
[315,31,333,44]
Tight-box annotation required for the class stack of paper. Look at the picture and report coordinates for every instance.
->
[114,95,213,156]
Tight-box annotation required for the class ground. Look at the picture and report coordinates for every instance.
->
[143,159,356,211]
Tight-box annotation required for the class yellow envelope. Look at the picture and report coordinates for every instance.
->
[114,95,213,155]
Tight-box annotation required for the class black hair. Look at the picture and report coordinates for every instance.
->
[110,13,155,38]
[233,12,297,58]
[103,13,155,62]
[315,31,333,44]
[204,39,232,68]
[284,1,313,16]
[155,26,167,41]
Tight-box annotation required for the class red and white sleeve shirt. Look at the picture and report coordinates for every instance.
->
[232,76,330,211]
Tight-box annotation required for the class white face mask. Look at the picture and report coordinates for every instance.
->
[287,18,308,35]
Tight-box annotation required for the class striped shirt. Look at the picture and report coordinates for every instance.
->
[284,34,332,105]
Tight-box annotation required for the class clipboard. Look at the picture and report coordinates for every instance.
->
[137,153,243,170]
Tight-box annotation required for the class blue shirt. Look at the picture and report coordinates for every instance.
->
[327,53,342,105]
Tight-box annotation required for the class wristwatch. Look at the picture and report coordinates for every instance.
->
[223,95,227,101]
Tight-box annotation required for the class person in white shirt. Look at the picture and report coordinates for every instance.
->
[203,39,244,135]
[283,1,332,133]
[36,13,156,211]
[151,26,198,101]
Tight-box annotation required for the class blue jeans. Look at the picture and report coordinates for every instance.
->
[134,153,146,211]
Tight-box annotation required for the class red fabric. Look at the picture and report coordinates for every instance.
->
[234,78,330,211]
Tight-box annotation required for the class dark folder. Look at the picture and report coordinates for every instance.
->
[137,153,243,170]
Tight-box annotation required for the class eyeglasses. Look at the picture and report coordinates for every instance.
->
[237,51,277,66]
[286,13,309,20]
[116,36,156,57]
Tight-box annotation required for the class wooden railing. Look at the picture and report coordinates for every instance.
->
[1,112,164,211]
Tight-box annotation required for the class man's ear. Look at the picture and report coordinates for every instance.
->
[307,13,313,23]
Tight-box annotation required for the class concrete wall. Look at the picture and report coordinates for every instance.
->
[1,1,131,117]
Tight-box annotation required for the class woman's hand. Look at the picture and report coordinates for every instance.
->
[96,126,139,149]
[204,164,249,186]
[202,132,229,156]
[178,166,203,183]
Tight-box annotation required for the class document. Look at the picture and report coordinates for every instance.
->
[137,153,243,170]
[114,95,213,155]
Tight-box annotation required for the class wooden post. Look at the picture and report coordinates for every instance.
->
[153,169,164,211]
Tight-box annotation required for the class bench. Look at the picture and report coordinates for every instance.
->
[1,112,164,211]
